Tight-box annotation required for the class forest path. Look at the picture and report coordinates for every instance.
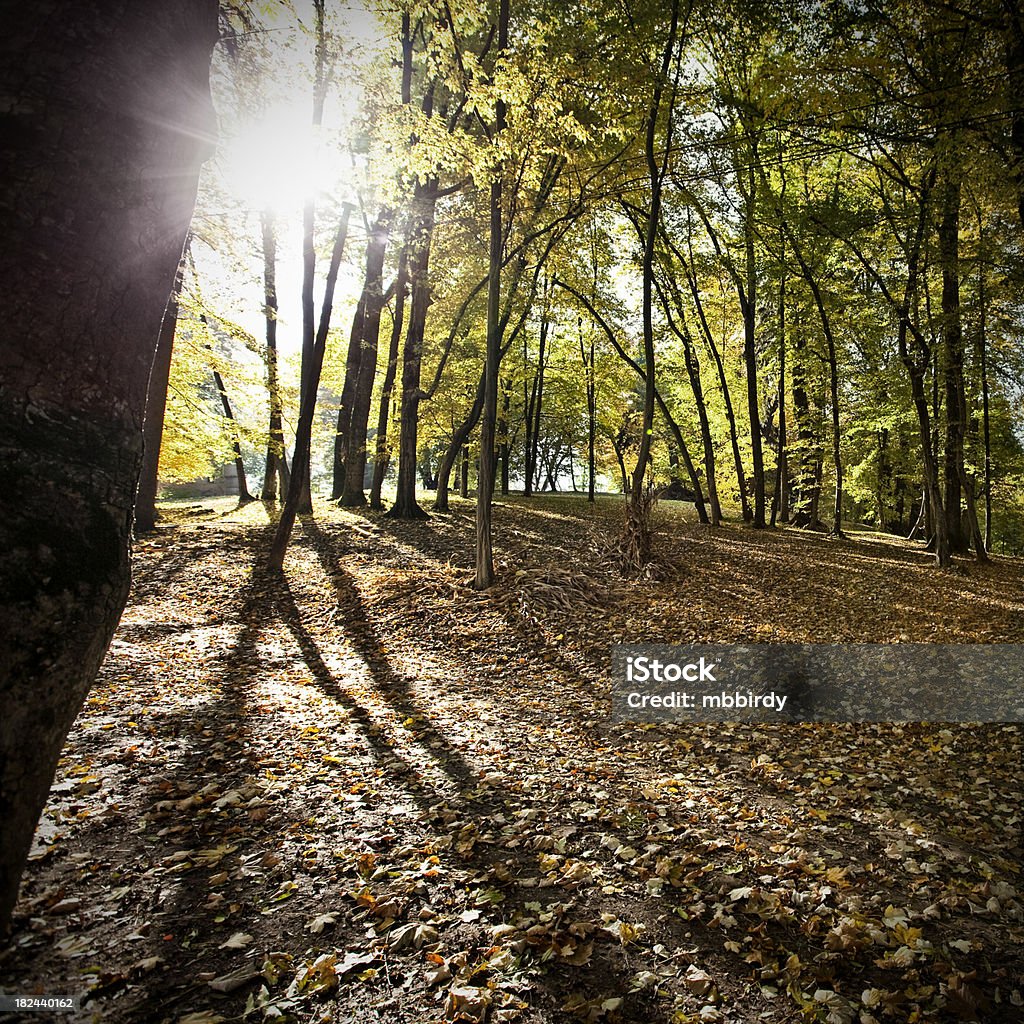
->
[2,495,1021,1024]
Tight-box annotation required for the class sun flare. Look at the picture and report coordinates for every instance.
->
[219,102,332,211]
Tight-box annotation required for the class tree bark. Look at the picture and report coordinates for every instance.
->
[784,228,843,536]
[333,293,366,498]
[632,0,680,521]
[771,256,788,526]
[370,244,410,509]
[269,205,354,569]
[939,174,967,552]
[260,210,289,502]
[388,183,437,520]
[474,0,510,590]
[0,0,218,935]
[207,337,253,504]
[524,297,549,497]
[681,210,749,520]
[498,385,511,496]
[341,208,392,506]
[435,368,486,513]
[741,160,766,527]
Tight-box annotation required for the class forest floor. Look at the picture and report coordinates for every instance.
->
[2,494,1023,1024]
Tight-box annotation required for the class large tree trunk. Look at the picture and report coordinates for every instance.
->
[0,0,218,935]
[137,251,187,532]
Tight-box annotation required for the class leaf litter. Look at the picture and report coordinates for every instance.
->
[0,494,1021,1023]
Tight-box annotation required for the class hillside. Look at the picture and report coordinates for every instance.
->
[2,496,1021,1024]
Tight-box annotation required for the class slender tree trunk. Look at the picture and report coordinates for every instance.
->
[370,244,410,509]
[682,244,748,519]
[939,174,967,552]
[209,346,253,503]
[978,238,992,550]
[654,270,720,524]
[498,385,511,496]
[525,302,549,497]
[435,370,485,513]
[0,0,218,935]
[787,235,843,535]
[474,0,509,589]
[342,209,392,506]
[260,210,289,501]
[771,259,788,526]
[269,205,353,569]
[298,195,317,512]
[742,161,766,527]
[295,0,330,515]
[137,251,187,532]
[388,184,437,519]
[586,336,596,502]
[558,278,707,523]
[633,1,679,503]
[333,295,365,499]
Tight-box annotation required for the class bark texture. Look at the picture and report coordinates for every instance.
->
[0,0,218,933]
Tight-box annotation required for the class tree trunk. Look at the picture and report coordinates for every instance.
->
[268,205,354,569]
[586,336,596,502]
[435,369,486,513]
[474,0,509,589]
[260,211,289,502]
[978,234,992,550]
[653,270,720,525]
[137,251,187,532]
[771,258,788,526]
[525,300,549,498]
[0,0,218,935]
[370,244,410,509]
[680,224,749,521]
[342,209,392,506]
[295,0,333,513]
[742,161,766,528]
[208,343,253,504]
[388,184,438,520]
[334,294,366,498]
[498,385,510,496]
[786,231,843,536]
[298,189,318,513]
[939,174,968,552]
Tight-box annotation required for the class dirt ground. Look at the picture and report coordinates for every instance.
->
[1,494,1021,1024]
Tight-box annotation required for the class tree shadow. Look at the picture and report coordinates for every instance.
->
[295,518,477,796]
